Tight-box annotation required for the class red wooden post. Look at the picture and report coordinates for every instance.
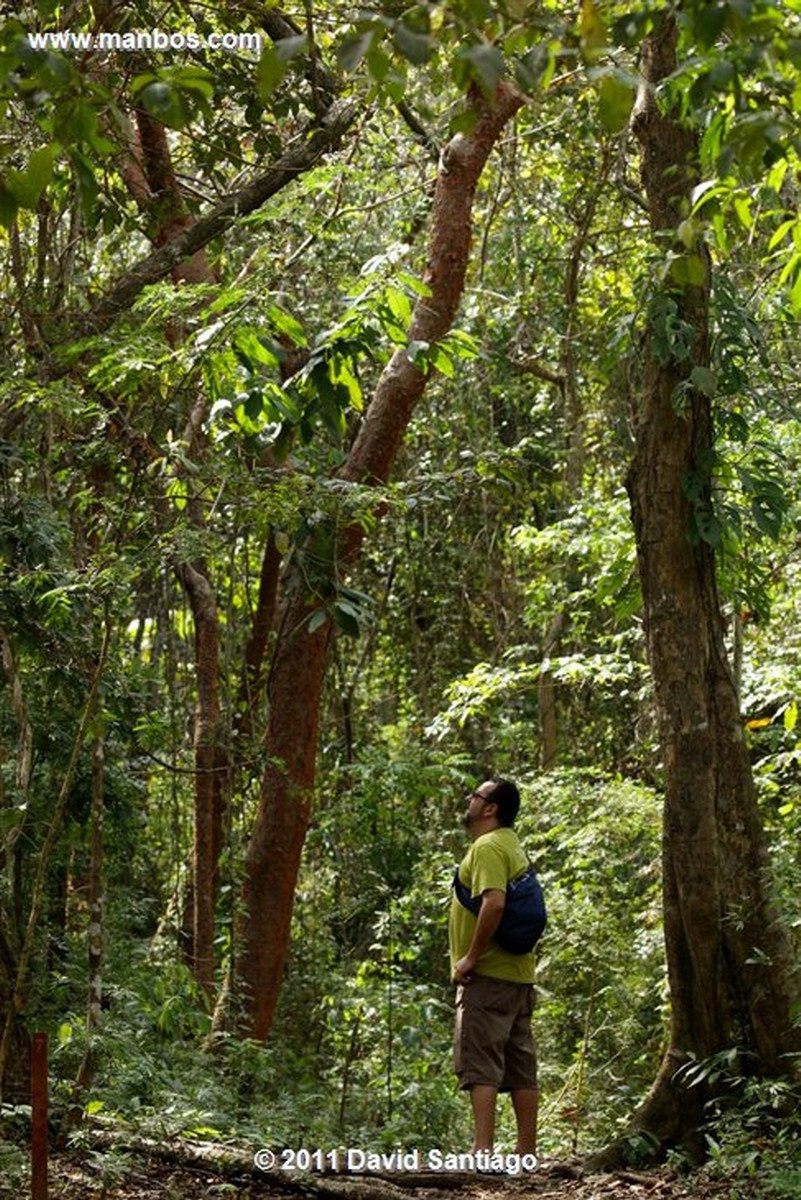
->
[30,1032,48,1200]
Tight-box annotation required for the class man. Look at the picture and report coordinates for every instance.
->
[449,777,538,1155]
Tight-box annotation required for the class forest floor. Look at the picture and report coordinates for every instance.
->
[0,1149,756,1200]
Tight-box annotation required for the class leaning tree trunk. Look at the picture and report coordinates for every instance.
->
[232,82,526,1041]
[597,14,801,1163]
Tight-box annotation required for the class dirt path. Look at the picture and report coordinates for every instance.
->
[0,1151,746,1200]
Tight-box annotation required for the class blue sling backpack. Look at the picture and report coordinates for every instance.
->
[453,862,547,954]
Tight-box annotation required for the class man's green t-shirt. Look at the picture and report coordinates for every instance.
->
[449,826,536,984]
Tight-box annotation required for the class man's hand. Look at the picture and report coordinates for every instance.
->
[453,888,505,985]
[453,955,476,985]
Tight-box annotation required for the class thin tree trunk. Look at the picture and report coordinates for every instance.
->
[176,562,223,995]
[231,82,526,1041]
[63,730,106,1130]
[0,626,34,1103]
[594,14,801,1163]
[0,622,111,1093]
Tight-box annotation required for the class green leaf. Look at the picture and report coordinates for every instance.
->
[268,304,307,347]
[338,30,374,73]
[384,285,412,328]
[333,601,361,637]
[768,218,796,252]
[397,272,432,298]
[245,36,305,104]
[580,0,608,63]
[7,144,55,208]
[308,607,329,634]
[138,81,187,129]
[733,194,752,231]
[0,182,19,228]
[461,44,506,93]
[69,148,98,221]
[233,327,280,371]
[329,355,362,411]
[170,65,215,101]
[690,366,717,397]
[244,389,264,421]
[598,75,634,133]
[429,345,455,378]
[393,22,434,65]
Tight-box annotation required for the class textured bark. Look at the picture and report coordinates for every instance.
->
[234,83,526,1041]
[594,15,801,1165]
[123,112,215,287]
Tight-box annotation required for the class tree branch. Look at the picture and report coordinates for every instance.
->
[77,99,357,337]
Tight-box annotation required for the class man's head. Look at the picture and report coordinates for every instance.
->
[462,777,520,836]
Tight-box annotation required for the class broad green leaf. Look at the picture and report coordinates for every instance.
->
[268,304,307,346]
[308,607,329,634]
[233,327,280,370]
[461,43,506,93]
[429,346,455,378]
[393,22,434,65]
[580,0,607,63]
[384,285,412,328]
[257,47,286,101]
[397,272,432,298]
[338,30,374,73]
[733,194,752,230]
[329,355,363,411]
[598,75,634,133]
[690,366,717,397]
[138,81,187,129]
[6,144,55,209]
[768,219,796,251]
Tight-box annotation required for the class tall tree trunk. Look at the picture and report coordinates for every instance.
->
[176,562,223,994]
[596,14,801,1163]
[231,82,526,1041]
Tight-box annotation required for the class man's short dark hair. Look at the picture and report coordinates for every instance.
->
[490,778,520,826]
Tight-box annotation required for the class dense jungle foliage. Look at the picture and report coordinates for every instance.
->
[1,0,801,1196]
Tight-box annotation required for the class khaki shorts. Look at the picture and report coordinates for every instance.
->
[453,975,537,1092]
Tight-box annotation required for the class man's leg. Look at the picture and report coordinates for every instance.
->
[511,1086,538,1155]
[470,1084,498,1150]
